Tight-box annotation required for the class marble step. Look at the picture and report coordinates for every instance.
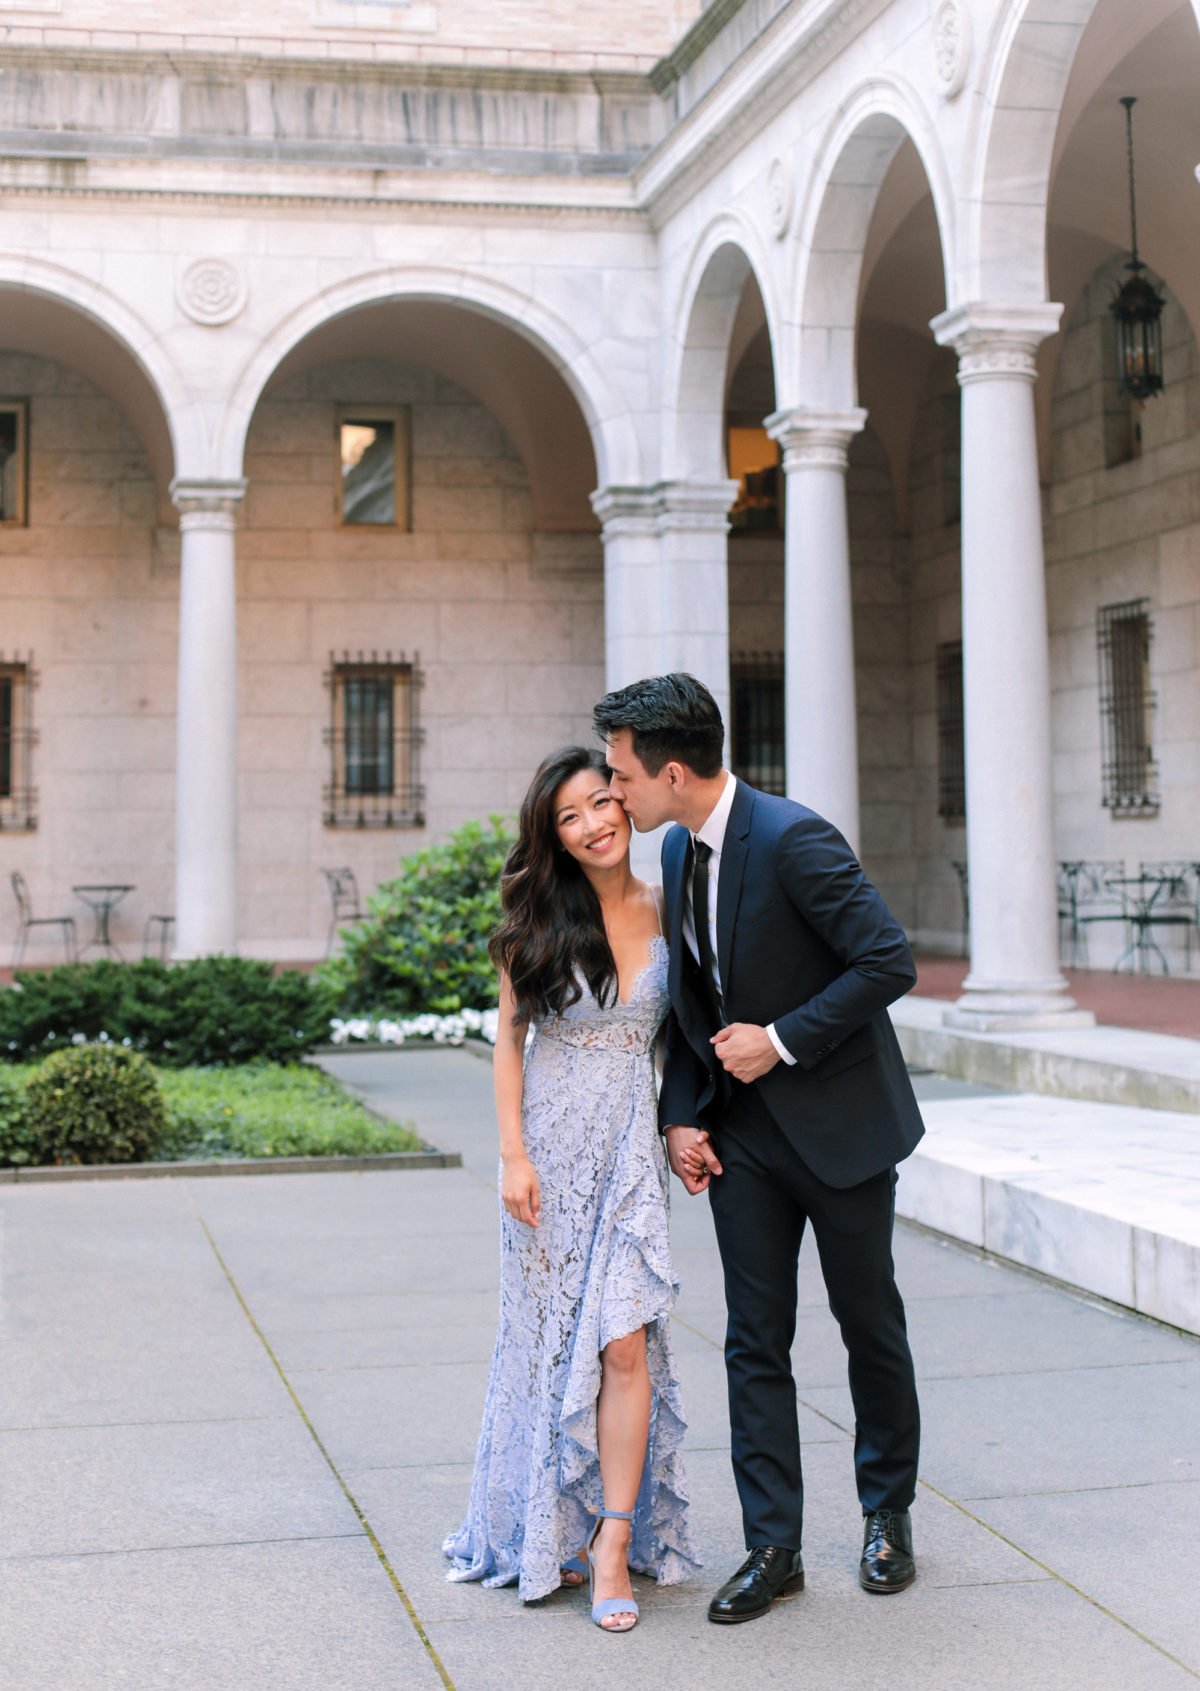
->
[898,1089,1200,1335]
[893,993,1200,1114]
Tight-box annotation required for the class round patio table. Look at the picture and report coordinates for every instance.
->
[72,884,134,962]
[1106,873,1173,975]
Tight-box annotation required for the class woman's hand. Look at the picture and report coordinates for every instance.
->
[501,1152,542,1228]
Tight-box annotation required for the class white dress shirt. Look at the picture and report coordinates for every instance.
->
[682,772,796,1067]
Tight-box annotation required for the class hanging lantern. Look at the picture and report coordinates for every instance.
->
[1110,96,1165,402]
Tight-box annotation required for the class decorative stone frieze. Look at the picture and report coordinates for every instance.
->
[931,303,1064,386]
[765,407,867,470]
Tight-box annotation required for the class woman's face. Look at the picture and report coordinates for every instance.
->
[552,767,631,871]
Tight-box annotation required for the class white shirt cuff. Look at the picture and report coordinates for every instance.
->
[765,1022,797,1066]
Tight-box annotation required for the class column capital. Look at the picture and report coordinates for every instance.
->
[765,407,867,470]
[591,480,740,537]
[931,303,1063,385]
[171,477,247,530]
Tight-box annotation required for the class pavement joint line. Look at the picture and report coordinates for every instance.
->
[0,1531,368,1564]
[0,1413,280,1434]
[962,1478,1200,1501]
[196,1213,458,1691]
[918,1475,1200,1680]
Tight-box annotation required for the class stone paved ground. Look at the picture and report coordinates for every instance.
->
[1,1046,1197,1690]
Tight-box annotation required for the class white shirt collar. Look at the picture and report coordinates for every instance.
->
[693,772,737,856]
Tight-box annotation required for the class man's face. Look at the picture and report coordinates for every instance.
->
[604,728,679,832]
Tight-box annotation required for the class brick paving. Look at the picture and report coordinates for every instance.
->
[914,955,1200,1040]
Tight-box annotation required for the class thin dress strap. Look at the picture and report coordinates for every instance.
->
[651,885,666,938]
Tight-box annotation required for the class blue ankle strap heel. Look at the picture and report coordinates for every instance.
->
[587,1508,639,1633]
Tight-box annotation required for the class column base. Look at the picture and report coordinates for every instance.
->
[942,974,1096,1033]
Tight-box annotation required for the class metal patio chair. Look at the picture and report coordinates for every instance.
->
[10,870,77,965]
[321,866,364,957]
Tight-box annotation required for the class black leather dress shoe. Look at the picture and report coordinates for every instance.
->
[707,1546,805,1624]
[859,1509,916,1593]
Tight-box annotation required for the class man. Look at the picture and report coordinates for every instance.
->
[593,673,924,1625]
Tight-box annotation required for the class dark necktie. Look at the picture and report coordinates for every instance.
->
[691,839,722,1031]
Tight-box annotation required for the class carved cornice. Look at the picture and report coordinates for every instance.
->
[0,163,647,219]
[637,0,891,224]
[765,407,866,470]
[650,0,762,94]
[931,304,1064,386]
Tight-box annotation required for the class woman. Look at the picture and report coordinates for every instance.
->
[442,746,696,1631]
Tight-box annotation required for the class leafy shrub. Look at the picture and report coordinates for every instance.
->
[0,958,336,1067]
[0,1069,38,1167]
[320,816,513,1014]
[25,1044,166,1165]
[156,1063,422,1161]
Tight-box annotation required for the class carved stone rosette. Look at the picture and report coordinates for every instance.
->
[766,156,793,240]
[177,258,247,327]
[932,0,971,101]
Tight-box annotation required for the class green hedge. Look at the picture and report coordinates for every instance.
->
[319,816,513,1014]
[0,957,335,1067]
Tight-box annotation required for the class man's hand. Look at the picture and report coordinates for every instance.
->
[711,1022,782,1084]
[664,1125,723,1195]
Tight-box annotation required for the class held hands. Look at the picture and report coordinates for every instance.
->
[711,1022,781,1084]
[665,1125,723,1195]
[501,1151,541,1228]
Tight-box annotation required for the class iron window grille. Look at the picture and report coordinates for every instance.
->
[936,640,966,821]
[730,652,786,796]
[1097,599,1158,815]
[324,651,424,828]
[0,654,37,831]
[0,399,29,527]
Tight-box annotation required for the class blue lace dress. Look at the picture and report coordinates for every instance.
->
[442,932,698,1602]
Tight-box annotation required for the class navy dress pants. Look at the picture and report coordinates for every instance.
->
[707,1084,920,1551]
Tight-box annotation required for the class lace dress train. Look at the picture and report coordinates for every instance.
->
[442,933,698,1602]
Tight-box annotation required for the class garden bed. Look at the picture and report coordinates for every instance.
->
[0,1058,436,1173]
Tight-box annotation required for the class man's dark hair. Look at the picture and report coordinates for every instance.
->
[592,673,725,778]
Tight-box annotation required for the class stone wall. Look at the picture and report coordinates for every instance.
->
[903,350,966,953]
[0,349,604,960]
[239,355,603,956]
[1044,260,1200,966]
[0,351,174,962]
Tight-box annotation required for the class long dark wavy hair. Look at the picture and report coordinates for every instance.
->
[489,745,620,1024]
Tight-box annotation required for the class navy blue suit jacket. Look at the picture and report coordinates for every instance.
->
[658,779,924,1189]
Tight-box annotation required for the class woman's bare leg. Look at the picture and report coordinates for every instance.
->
[591,1326,651,1627]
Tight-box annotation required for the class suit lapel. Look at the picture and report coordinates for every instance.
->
[716,779,754,996]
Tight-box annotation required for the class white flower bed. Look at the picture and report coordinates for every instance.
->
[328,1007,499,1048]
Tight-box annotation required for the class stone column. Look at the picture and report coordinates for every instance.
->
[592,480,736,875]
[591,486,663,697]
[591,478,738,720]
[655,479,739,727]
[765,408,865,850]
[931,304,1092,1029]
[170,478,245,958]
